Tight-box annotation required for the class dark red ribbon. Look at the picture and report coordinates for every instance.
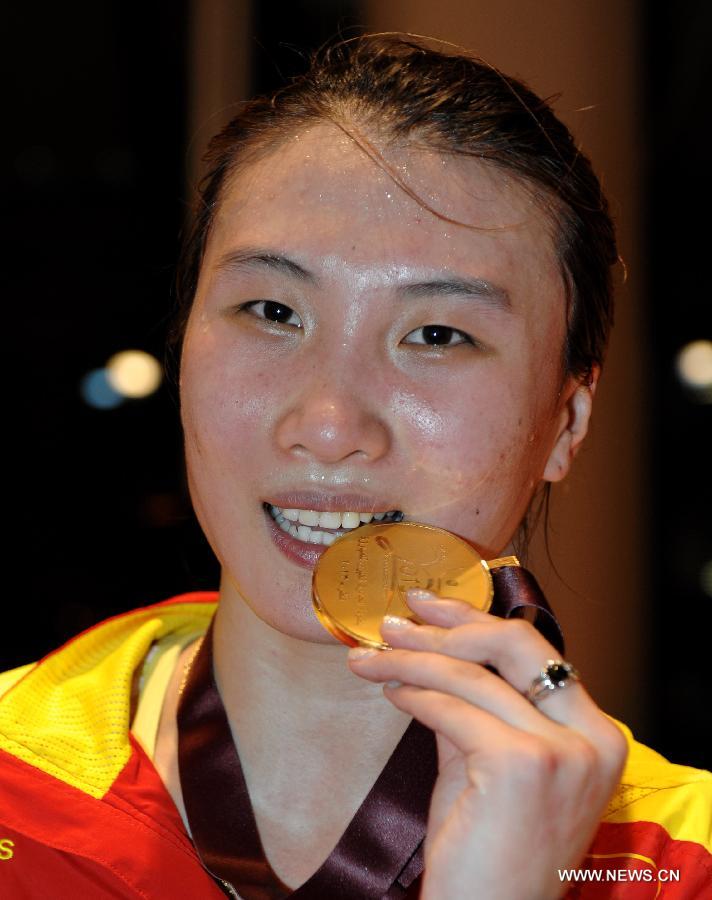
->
[177,569,563,898]
[490,566,565,656]
[177,616,436,898]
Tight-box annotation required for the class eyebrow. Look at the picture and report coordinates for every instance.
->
[396,278,511,311]
[214,248,319,284]
[214,247,511,311]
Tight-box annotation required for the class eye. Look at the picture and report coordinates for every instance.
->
[402,324,472,347]
[243,300,303,328]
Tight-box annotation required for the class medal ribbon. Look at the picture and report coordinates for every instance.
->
[490,565,566,655]
[177,615,437,899]
[177,566,562,898]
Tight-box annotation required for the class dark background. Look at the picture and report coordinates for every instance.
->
[4,2,711,768]
[643,1,711,768]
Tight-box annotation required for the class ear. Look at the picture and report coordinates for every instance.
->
[542,366,599,483]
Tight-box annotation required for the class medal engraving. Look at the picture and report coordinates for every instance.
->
[312,522,494,648]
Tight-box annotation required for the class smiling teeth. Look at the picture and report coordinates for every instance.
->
[267,504,402,545]
[282,508,381,529]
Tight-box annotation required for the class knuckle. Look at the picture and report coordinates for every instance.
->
[378,648,412,676]
[599,720,629,772]
[381,647,405,666]
[498,617,543,665]
[503,616,536,643]
[401,650,461,685]
[419,651,485,687]
[568,736,600,777]
[413,652,447,678]
[453,657,488,682]
[531,745,563,779]
[437,627,459,654]
[551,725,624,788]
[388,648,429,680]
[440,622,481,655]
[510,737,562,779]
[406,623,440,649]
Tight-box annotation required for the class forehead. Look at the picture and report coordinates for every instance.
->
[205,123,563,304]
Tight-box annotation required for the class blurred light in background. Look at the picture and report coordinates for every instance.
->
[702,561,712,599]
[80,350,163,409]
[106,350,163,399]
[80,368,125,410]
[675,339,712,402]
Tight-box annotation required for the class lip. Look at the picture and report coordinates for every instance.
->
[263,491,400,514]
[263,491,404,570]
[264,505,328,569]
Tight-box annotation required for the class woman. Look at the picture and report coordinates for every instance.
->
[1,35,710,899]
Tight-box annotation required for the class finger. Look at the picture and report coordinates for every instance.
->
[348,645,555,736]
[385,592,625,760]
[382,682,570,771]
[383,684,624,821]
[391,592,600,735]
[384,682,524,757]
[406,590,490,628]
[390,595,568,694]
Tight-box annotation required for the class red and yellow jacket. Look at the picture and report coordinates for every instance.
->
[1,593,710,898]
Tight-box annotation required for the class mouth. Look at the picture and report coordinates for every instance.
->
[263,502,404,547]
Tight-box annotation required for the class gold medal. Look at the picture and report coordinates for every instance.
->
[312,521,519,648]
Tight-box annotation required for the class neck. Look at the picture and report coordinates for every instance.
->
[197,576,412,887]
[211,575,411,791]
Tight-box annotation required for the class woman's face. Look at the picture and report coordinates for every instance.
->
[180,123,588,642]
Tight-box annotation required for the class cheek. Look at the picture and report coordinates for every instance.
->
[390,374,546,526]
[392,375,528,465]
[180,327,282,476]
[392,389,479,496]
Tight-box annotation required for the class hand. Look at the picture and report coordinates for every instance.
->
[347,590,628,900]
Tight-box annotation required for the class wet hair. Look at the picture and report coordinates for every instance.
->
[169,33,618,387]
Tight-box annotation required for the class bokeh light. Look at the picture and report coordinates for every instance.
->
[80,368,124,409]
[675,340,712,401]
[701,561,712,599]
[106,350,163,398]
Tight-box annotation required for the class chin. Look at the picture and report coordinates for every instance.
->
[221,567,342,645]
[277,614,341,644]
[255,600,343,645]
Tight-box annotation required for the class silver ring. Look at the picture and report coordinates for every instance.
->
[526,659,580,705]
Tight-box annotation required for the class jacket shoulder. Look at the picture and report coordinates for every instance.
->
[560,722,712,896]
[0,663,36,699]
[604,719,712,852]
[0,591,218,799]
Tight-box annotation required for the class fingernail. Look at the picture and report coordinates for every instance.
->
[382,614,415,629]
[407,589,437,602]
[348,646,379,661]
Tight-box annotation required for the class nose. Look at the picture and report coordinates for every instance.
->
[275,378,391,464]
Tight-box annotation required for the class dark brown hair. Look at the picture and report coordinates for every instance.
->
[170,33,618,385]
